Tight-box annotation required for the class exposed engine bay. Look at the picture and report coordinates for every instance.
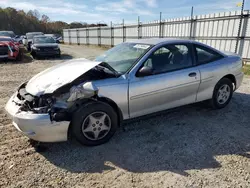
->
[14,65,117,122]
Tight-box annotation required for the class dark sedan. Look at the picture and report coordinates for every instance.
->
[31,35,61,59]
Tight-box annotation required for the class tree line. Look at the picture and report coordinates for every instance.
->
[0,7,107,35]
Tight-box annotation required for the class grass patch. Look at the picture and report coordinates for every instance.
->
[243,64,250,75]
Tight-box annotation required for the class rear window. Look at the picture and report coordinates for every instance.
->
[195,45,224,65]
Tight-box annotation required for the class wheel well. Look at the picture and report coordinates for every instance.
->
[97,97,123,126]
[67,97,123,139]
[222,74,236,89]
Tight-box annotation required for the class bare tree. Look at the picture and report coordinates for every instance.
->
[41,14,50,23]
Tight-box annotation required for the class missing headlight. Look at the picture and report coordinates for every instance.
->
[67,82,98,102]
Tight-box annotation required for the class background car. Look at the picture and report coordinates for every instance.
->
[0,31,15,38]
[56,36,63,43]
[23,32,44,51]
[0,31,23,44]
[31,35,61,59]
[0,36,23,61]
[14,35,24,44]
[5,39,243,146]
[44,34,62,43]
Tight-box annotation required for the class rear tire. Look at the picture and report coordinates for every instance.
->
[210,78,233,109]
[71,102,118,146]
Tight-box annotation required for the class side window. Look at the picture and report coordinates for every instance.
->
[195,45,224,65]
[154,47,169,55]
[141,44,193,75]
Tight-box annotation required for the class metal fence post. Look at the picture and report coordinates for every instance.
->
[68,30,71,44]
[111,21,114,47]
[138,16,141,39]
[86,28,89,45]
[159,12,162,38]
[189,6,194,39]
[77,29,80,45]
[98,26,101,46]
[238,10,249,56]
[235,0,245,53]
[123,19,126,42]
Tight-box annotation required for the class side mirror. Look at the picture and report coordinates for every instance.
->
[23,36,27,39]
[137,66,153,77]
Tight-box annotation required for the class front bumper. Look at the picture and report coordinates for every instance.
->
[0,55,8,58]
[34,50,60,56]
[5,93,69,142]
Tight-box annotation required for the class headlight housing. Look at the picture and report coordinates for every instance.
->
[67,82,98,102]
[54,47,59,50]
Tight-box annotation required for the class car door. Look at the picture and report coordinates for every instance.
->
[128,43,201,118]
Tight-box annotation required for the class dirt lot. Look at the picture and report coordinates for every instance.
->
[1,44,250,188]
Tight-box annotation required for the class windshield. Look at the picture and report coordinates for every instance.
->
[27,33,43,39]
[95,43,151,74]
[33,37,56,44]
[0,31,15,38]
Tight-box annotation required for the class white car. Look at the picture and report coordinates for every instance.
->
[23,32,44,51]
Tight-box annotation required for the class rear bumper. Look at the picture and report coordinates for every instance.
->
[235,72,244,90]
[5,93,69,142]
[0,54,18,60]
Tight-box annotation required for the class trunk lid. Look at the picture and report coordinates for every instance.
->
[222,51,241,58]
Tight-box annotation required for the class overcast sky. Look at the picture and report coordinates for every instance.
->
[0,0,249,24]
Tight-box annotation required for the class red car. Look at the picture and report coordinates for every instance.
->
[0,36,23,61]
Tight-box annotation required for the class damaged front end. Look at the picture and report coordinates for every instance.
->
[16,81,99,122]
[5,59,118,142]
[0,41,20,60]
[5,81,99,142]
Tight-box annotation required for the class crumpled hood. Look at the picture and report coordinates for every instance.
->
[25,58,101,96]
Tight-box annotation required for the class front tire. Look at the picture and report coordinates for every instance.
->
[16,49,24,61]
[210,78,233,109]
[71,102,118,146]
[31,51,38,59]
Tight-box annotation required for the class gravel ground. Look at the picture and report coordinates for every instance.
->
[1,44,250,188]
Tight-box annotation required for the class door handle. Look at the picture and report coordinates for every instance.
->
[188,72,197,77]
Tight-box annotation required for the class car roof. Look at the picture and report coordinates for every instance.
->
[0,31,14,33]
[127,38,200,45]
[26,32,44,35]
[126,38,225,56]
[0,36,11,39]
[33,35,51,38]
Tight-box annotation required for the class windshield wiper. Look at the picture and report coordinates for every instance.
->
[98,62,120,77]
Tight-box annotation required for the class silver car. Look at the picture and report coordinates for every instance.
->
[5,38,244,146]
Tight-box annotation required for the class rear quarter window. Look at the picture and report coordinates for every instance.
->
[195,45,224,65]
